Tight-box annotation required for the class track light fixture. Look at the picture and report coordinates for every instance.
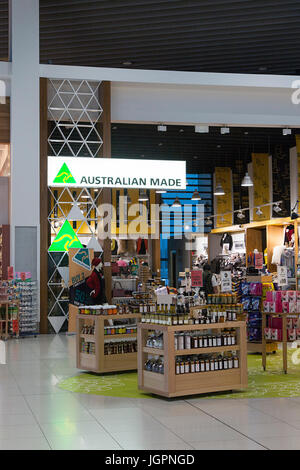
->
[237,210,245,220]
[157,124,167,132]
[172,197,182,208]
[291,200,299,220]
[195,125,209,133]
[256,207,263,216]
[156,189,167,194]
[273,203,282,213]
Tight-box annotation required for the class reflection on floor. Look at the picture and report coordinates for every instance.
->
[2,335,300,450]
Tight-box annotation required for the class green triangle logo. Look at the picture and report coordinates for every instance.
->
[53,163,76,184]
[49,221,83,252]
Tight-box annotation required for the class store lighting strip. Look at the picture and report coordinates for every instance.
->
[208,200,283,221]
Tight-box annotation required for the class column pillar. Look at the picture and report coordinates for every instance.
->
[10,0,40,286]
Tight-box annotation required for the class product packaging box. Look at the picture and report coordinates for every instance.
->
[281,291,288,302]
[289,301,296,314]
[288,329,297,341]
[288,291,297,303]
[263,301,270,313]
[296,328,300,340]
[251,297,261,310]
[287,318,294,329]
[271,328,280,341]
[282,301,289,313]
[266,291,275,302]
[264,328,272,340]
[271,317,282,330]
[269,301,276,313]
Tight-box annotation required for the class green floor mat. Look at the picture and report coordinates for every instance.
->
[58,350,300,399]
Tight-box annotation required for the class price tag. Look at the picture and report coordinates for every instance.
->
[221,271,232,293]
[191,270,203,287]
[277,266,288,287]
[255,252,263,270]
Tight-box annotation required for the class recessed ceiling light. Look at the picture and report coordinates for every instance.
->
[217,145,221,149]
[158,142,163,146]
[122,61,133,65]
[179,129,184,133]
[259,66,267,71]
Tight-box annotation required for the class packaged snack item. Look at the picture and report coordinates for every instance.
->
[275,300,283,313]
[289,301,296,314]
[297,291,300,302]
[296,328,300,340]
[264,327,272,340]
[282,301,289,313]
[269,301,276,313]
[263,301,270,313]
[292,318,298,328]
[251,297,261,310]
[281,291,288,302]
[287,318,294,329]
[288,329,296,341]
[241,282,249,296]
[288,291,297,303]
[297,301,300,313]
[275,291,282,302]
[271,328,279,340]
[266,291,275,302]
[242,297,251,311]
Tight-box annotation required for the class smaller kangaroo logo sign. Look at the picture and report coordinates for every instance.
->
[72,248,91,271]
[53,163,76,184]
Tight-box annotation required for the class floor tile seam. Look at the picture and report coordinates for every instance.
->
[73,398,123,449]
[245,400,300,428]
[22,394,54,450]
[187,401,270,450]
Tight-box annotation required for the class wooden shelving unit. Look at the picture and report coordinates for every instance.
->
[138,321,248,398]
[0,301,19,340]
[76,312,142,373]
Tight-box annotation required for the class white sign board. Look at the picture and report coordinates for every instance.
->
[221,271,232,293]
[48,157,186,190]
[277,266,288,287]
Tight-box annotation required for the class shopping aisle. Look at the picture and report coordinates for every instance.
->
[2,335,300,450]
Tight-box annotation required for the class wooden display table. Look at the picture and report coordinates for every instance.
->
[76,313,141,374]
[138,321,248,398]
[262,312,300,374]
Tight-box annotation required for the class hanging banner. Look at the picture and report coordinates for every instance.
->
[220,271,232,293]
[252,153,271,221]
[277,266,288,287]
[191,270,203,287]
[214,167,233,228]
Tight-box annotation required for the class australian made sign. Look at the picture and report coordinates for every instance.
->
[48,157,186,190]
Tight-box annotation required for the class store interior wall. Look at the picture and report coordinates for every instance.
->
[0,176,9,225]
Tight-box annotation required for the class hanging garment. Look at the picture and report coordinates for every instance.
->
[137,238,148,255]
[272,245,285,265]
[220,233,233,251]
[86,269,107,305]
[284,225,295,245]
[111,239,118,255]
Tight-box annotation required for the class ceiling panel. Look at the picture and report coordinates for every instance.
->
[40,0,300,74]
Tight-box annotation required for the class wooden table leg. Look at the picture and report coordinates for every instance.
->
[282,314,287,374]
[262,312,267,371]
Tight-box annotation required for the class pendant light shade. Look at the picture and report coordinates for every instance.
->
[172,197,181,208]
[241,172,253,187]
[237,210,245,220]
[214,183,225,196]
[138,190,149,202]
[191,190,201,201]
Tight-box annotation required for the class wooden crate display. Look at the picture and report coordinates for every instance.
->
[76,313,141,374]
[138,321,248,398]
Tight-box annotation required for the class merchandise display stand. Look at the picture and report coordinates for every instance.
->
[0,301,19,340]
[76,312,142,373]
[262,312,300,374]
[138,321,247,398]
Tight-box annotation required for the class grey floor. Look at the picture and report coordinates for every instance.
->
[1,334,300,450]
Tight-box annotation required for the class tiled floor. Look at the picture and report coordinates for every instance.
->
[1,334,300,449]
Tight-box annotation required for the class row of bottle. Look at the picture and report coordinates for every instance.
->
[141,309,238,326]
[80,340,95,355]
[175,330,237,350]
[81,325,95,335]
[145,358,164,374]
[175,353,239,374]
[104,340,137,355]
[207,294,239,305]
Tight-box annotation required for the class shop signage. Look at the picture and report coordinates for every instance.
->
[255,252,263,270]
[49,221,83,252]
[277,266,288,287]
[191,270,203,287]
[72,248,91,270]
[48,157,186,190]
[221,271,232,293]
